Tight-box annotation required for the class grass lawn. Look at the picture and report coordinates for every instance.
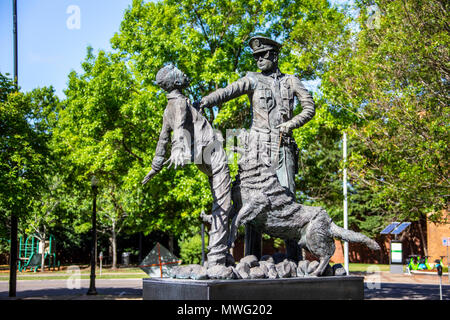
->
[0,265,148,281]
[347,263,390,272]
[0,263,445,280]
[0,274,148,281]
[0,263,391,280]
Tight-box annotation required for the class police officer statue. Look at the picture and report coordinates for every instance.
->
[199,36,315,261]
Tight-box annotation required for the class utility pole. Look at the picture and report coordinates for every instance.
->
[343,132,349,275]
[9,0,19,298]
[13,0,18,86]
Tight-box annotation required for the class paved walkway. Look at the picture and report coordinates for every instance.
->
[0,279,142,300]
[363,271,450,300]
[368,270,450,285]
[0,271,448,300]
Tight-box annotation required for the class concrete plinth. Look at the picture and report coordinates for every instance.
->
[142,276,364,300]
[390,264,404,274]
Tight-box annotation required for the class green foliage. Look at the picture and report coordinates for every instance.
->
[321,0,449,224]
[0,237,9,257]
[0,75,58,221]
[112,0,347,129]
[105,0,349,239]
[262,233,284,249]
[293,102,382,238]
[0,73,16,102]
[49,0,365,252]
[4,0,445,260]
[178,233,208,265]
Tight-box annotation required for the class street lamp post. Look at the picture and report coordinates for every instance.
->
[87,176,99,295]
[9,0,19,298]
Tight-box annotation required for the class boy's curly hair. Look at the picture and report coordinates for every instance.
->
[155,64,186,91]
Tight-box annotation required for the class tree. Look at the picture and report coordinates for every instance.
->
[108,0,350,243]
[0,79,57,226]
[0,73,17,243]
[25,173,69,271]
[0,73,60,272]
[320,0,449,249]
[53,48,143,268]
[0,73,16,102]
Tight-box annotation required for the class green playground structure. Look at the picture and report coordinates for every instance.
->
[18,234,60,272]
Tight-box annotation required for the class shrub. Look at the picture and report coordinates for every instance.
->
[178,233,208,265]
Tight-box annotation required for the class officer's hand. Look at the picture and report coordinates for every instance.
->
[198,98,209,115]
[142,169,157,185]
[276,121,294,135]
[193,100,201,110]
[199,97,208,108]
[193,99,205,116]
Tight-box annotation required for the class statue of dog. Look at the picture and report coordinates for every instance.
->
[227,131,380,276]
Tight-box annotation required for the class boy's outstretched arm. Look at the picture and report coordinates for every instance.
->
[142,113,171,184]
[142,147,188,184]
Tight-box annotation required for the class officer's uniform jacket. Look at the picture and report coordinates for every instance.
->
[202,69,315,166]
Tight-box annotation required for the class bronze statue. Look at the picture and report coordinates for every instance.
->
[142,64,232,268]
[199,36,316,260]
[142,39,380,279]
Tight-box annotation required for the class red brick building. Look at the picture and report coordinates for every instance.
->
[330,212,449,265]
[426,211,449,265]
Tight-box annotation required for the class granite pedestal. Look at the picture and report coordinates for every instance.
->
[142,276,364,300]
[390,264,404,274]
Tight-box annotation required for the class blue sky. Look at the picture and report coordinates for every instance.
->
[0,0,354,98]
[0,0,133,97]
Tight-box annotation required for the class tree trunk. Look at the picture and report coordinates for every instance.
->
[168,234,174,254]
[138,232,143,263]
[417,218,428,256]
[110,224,117,269]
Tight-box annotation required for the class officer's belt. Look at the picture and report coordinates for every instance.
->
[251,126,295,145]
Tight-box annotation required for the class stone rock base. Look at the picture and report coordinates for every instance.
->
[169,254,349,280]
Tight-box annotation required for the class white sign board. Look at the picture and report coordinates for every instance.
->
[391,242,403,263]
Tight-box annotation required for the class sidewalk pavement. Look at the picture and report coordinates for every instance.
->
[364,270,450,285]
[363,271,449,300]
[1,271,448,300]
[0,278,143,300]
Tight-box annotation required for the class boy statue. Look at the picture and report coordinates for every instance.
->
[142,64,232,267]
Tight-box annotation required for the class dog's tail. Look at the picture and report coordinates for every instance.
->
[330,222,380,250]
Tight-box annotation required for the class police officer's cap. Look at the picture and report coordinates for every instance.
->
[249,36,282,55]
